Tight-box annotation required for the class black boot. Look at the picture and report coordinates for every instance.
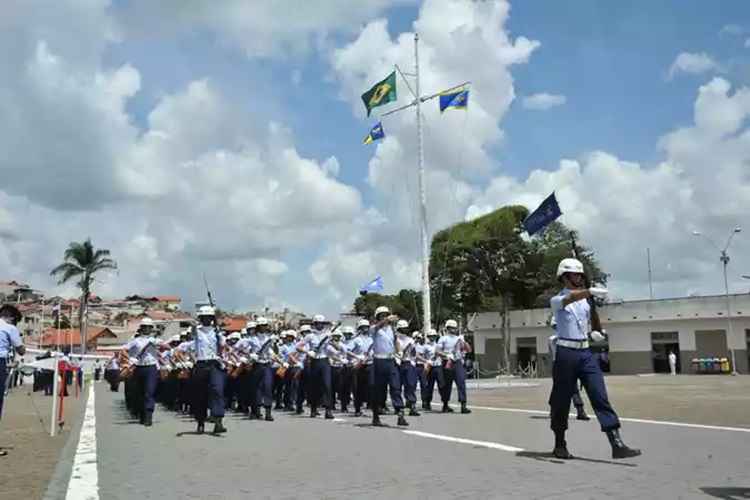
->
[552,430,573,459]
[325,408,335,420]
[295,405,303,415]
[460,402,471,414]
[354,407,363,417]
[408,404,421,417]
[442,403,454,413]
[606,429,642,459]
[341,405,349,413]
[421,402,429,411]
[310,406,319,418]
[397,409,409,427]
[196,421,205,434]
[274,402,283,410]
[248,406,258,420]
[264,406,274,422]
[144,412,153,427]
[576,406,591,421]
[372,408,383,427]
[213,417,228,434]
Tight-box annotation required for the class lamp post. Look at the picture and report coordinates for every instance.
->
[693,227,742,375]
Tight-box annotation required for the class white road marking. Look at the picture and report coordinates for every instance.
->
[66,383,99,500]
[461,404,750,433]
[403,430,524,452]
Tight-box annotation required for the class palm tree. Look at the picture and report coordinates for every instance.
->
[50,239,117,353]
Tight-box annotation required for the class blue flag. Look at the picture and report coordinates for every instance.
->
[363,122,385,145]
[523,192,562,236]
[360,275,384,293]
[439,88,469,112]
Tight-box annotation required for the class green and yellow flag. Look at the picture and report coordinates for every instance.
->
[361,71,397,116]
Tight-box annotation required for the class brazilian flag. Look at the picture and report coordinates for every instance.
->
[361,71,397,116]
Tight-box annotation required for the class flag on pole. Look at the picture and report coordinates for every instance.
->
[360,276,384,294]
[439,88,469,112]
[523,192,562,236]
[51,303,61,313]
[363,122,385,144]
[361,71,397,116]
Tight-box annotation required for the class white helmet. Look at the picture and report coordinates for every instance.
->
[283,330,297,338]
[299,324,311,333]
[256,317,269,326]
[246,321,257,329]
[357,319,370,329]
[139,317,155,328]
[396,319,409,330]
[169,334,181,343]
[445,319,458,329]
[331,330,343,338]
[412,331,422,338]
[556,258,584,278]
[228,332,242,340]
[374,306,390,317]
[312,314,326,323]
[197,305,216,317]
[342,326,355,335]
[427,328,438,338]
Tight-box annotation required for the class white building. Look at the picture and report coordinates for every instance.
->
[470,294,750,375]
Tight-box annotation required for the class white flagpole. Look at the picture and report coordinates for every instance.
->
[415,33,432,335]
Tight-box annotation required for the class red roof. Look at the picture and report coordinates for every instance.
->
[155,295,181,303]
[40,327,116,347]
[221,317,249,333]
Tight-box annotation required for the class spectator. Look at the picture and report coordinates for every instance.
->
[0,304,26,457]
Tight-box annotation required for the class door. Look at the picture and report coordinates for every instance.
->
[695,330,728,359]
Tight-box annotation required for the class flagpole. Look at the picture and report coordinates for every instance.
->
[415,33,432,335]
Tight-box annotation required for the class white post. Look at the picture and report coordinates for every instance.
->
[722,252,738,375]
[647,247,654,300]
[415,33,432,335]
[50,354,59,437]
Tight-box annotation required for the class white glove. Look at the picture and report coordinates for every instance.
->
[458,335,465,342]
[590,331,606,342]
[249,354,259,362]
[239,356,248,364]
[283,362,289,369]
[588,287,609,298]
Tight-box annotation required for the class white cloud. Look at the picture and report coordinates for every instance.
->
[745,38,750,48]
[522,93,567,110]
[719,24,744,37]
[668,52,720,79]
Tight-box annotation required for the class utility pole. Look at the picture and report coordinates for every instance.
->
[647,247,654,300]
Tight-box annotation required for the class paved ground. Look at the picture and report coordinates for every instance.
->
[46,375,750,499]
[0,382,83,500]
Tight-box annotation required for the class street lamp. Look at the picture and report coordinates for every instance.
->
[693,227,742,375]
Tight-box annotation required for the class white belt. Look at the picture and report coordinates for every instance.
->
[374,354,393,360]
[557,339,589,349]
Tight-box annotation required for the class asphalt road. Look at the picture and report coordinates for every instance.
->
[48,378,750,500]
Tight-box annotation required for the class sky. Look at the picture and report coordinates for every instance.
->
[2,0,750,316]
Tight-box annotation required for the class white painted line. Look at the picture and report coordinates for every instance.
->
[461,404,750,434]
[403,430,524,453]
[66,383,99,500]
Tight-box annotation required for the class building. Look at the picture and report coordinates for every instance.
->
[40,326,118,353]
[470,294,750,376]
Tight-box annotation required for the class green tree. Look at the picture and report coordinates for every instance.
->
[353,289,423,329]
[50,239,117,353]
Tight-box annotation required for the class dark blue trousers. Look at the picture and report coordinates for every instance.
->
[399,363,418,406]
[237,370,251,413]
[192,361,226,423]
[134,365,158,414]
[284,367,300,409]
[370,359,404,411]
[309,359,332,409]
[0,358,6,418]
[441,362,467,403]
[256,364,274,408]
[296,366,309,409]
[354,365,370,411]
[427,365,444,404]
[549,347,620,432]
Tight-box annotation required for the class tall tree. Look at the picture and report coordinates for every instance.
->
[50,239,117,353]
[353,289,423,329]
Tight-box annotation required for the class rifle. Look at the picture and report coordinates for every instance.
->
[569,232,603,334]
[201,273,224,363]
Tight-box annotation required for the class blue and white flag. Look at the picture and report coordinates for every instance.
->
[360,275,384,293]
[523,192,562,236]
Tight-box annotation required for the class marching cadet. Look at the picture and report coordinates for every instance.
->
[294,324,311,414]
[122,318,165,427]
[436,320,471,414]
[297,315,335,420]
[0,305,25,428]
[548,317,590,421]
[159,335,182,410]
[421,329,441,411]
[369,307,408,427]
[234,322,256,415]
[337,326,355,413]
[395,321,420,417]
[279,330,299,411]
[413,332,429,409]
[549,258,640,459]
[252,317,277,422]
[175,330,194,414]
[104,353,121,392]
[329,330,346,411]
[349,319,373,417]
[179,306,227,435]
[224,332,242,411]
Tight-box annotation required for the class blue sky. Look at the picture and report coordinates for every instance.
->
[3,0,750,314]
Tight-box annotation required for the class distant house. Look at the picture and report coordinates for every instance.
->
[40,326,117,353]
[124,294,182,311]
[221,316,250,333]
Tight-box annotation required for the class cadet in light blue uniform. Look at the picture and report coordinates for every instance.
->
[122,318,164,427]
[395,321,420,417]
[234,321,256,414]
[294,325,310,414]
[104,353,121,392]
[297,315,335,419]
[368,306,408,427]
[278,331,299,411]
[337,326,355,413]
[549,258,640,460]
[0,305,25,427]
[349,319,373,417]
[436,320,471,414]
[179,306,227,434]
[250,317,277,422]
